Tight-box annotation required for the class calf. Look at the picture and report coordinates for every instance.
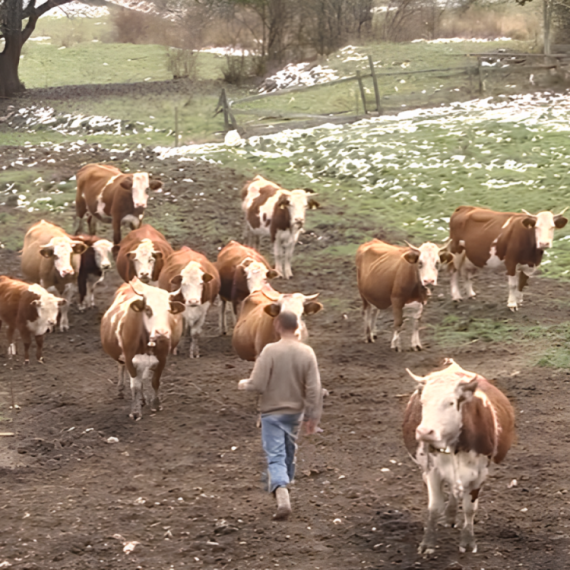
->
[74,235,114,310]
[232,285,322,361]
[158,247,220,358]
[115,224,173,285]
[216,240,278,335]
[403,359,515,554]
[356,239,451,351]
[100,278,184,420]
[449,206,568,310]
[241,175,319,279]
[21,220,88,331]
[0,276,64,363]
[75,163,163,245]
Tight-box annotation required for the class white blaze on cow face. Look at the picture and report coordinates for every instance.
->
[39,237,84,278]
[131,173,150,208]
[27,283,63,334]
[532,211,557,250]
[410,362,479,451]
[287,190,311,229]
[127,239,158,283]
[130,279,182,343]
[92,239,114,272]
[242,259,276,293]
[264,292,322,341]
[177,261,212,307]
[405,242,443,287]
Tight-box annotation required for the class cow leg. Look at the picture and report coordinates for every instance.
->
[443,493,458,527]
[186,305,210,359]
[419,468,446,555]
[363,303,378,343]
[464,265,477,298]
[459,488,480,553]
[390,303,404,352]
[117,363,127,399]
[507,274,519,311]
[59,284,75,332]
[7,326,16,358]
[409,301,424,351]
[34,335,45,363]
[148,359,165,413]
[449,266,462,302]
[127,357,146,420]
[219,299,228,336]
[112,218,122,246]
[273,239,286,280]
[283,232,296,280]
[20,326,33,363]
[87,215,97,236]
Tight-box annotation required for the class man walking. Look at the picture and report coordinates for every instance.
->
[238,310,323,520]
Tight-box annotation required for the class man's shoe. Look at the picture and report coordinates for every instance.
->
[274,487,291,520]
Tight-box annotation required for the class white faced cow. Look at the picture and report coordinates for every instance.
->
[356,239,452,351]
[100,278,184,420]
[75,163,163,245]
[449,206,568,310]
[241,175,319,279]
[21,220,88,331]
[403,359,515,554]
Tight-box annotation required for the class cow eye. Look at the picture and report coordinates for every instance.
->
[145,307,153,317]
[418,262,423,268]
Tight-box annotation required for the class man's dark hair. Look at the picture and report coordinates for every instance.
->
[276,310,298,332]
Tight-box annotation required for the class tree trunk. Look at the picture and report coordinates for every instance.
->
[0,33,25,98]
[543,0,552,55]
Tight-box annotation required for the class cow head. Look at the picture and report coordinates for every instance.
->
[521,208,568,250]
[120,173,162,209]
[126,239,162,283]
[240,258,279,294]
[403,242,451,287]
[262,290,323,341]
[92,239,114,272]
[39,237,88,278]
[129,277,184,345]
[279,190,319,231]
[28,283,65,332]
[407,359,479,452]
[170,261,213,308]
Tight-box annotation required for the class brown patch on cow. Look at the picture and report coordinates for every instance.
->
[402,391,422,456]
[270,194,291,241]
[247,186,278,229]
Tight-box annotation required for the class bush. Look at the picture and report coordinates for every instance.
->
[165,48,197,80]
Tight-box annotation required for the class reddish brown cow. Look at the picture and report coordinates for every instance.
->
[241,175,319,279]
[449,206,568,310]
[100,278,184,420]
[356,239,451,351]
[216,240,278,335]
[232,285,322,361]
[0,276,64,363]
[158,247,221,358]
[74,235,114,310]
[403,359,515,554]
[115,225,173,285]
[75,163,163,245]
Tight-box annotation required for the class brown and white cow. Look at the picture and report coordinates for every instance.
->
[356,239,451,351]
[74,235,114,310]
[75,163,163,245]
[403,359,515,554]
[158,247,220,358]
[216,240,278,335]
[100,278,184,420]
[0,276,64,363]
[21,220,88,331]
[241,175,319,279]
[115,225,173,286]
[449,206,568,310]
[232,285,322,361]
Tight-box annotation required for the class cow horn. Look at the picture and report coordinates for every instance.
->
[439,238,452,252]
[129,276,145,297]
[521,208,534,217]
[556,206,569,217]
[304,293,320,301]
[239,257,255,268]
[406,368,425,383]
[404,240,420,252]
[261,286,280,302]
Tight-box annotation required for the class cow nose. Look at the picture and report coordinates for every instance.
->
[416,426,438,442]
[60,268,73,277]
[187,299,200,307]
[422,278,436,286]
[139,273,150,283]
[295,218,304,226]
[101,263,111,270]
[538,241,552,249]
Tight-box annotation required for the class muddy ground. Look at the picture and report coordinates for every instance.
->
[1,140,570,570]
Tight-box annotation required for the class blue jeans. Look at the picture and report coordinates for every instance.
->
[261,413,302,493]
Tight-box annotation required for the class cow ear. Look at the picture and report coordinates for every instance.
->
[202,273,214,283]
[457,378,479,405]
[278,196,290,210]
[308,198,320,210]
[149,180,163,191]
[120,177,133,190]
[72,242,88,255]
[403,250,420,264]
[30,299,40,307]
[522,217,536,229]
[153,251,163,260]
[554,216,568,229]
[439,251,453,264]
[304,301,323,315]
[58,298,67,307]
[264,303,281,317]
[127,251,137,261]
[130,298,145,312]
[266,269,279,279]
[39,247,54,258]
[169,300,185,315]
[170,275,183,289]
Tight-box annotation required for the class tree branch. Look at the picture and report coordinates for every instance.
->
[20,0,74,44]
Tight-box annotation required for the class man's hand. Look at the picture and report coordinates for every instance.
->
[302,418,319,435]
[237,379,249,390]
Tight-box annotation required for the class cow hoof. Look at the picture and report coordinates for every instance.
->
[366,337,374,344]
[129,412,142,421]
[418,543,435,555]
[412,346,422,352]
[38,357,45,364]
[24,359,30,365]
[508,305,518,312]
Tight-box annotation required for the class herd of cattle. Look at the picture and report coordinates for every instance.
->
[1,164,567,555]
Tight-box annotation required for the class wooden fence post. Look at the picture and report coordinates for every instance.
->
[174,106,179,147]
[368,55,382,114]
[356,71,368,115]
[478,58,486,95]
